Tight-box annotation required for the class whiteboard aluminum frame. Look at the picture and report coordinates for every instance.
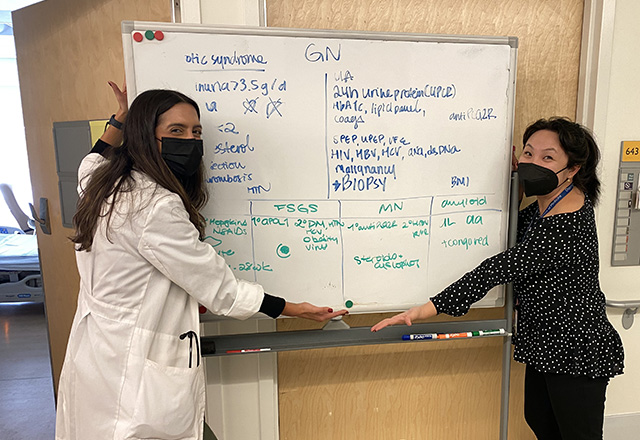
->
[123,20,517,103]
[122,21,518,46]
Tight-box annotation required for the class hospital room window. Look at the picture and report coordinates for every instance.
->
[0,7,33,229]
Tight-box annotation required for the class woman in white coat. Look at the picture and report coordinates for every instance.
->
[55,85,346,440]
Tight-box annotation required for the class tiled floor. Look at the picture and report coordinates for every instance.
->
[0,302,56,440]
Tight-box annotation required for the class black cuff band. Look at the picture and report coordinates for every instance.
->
[259,293,286,319]
[90,139,111,156]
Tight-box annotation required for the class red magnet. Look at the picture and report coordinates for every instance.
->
[133,32,143,42]
[199,305,208,314]
[154,30,164,41]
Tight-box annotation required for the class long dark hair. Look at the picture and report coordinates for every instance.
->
[523,117,601,206]
[72,89,208,251]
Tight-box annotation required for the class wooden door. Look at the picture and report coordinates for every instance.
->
[12,0,171,393]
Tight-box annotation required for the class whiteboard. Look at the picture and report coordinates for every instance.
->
[122,22,517,313]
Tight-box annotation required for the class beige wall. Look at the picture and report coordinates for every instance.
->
[268,0,583,438]
[12,0,171,391]
[594,0,640,417]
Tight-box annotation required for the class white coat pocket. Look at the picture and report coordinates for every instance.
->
[125,359,205,440]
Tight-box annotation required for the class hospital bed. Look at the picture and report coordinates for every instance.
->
[0,232,44,303]
[0,183,43,303]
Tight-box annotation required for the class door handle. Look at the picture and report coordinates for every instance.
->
[29,198,51,235]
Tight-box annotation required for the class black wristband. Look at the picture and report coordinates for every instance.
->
[108,114,123,130]
[259,293,286,319]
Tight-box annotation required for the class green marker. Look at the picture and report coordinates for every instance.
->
[473,329,505,336]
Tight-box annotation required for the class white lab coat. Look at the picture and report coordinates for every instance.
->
[55,154,264,440]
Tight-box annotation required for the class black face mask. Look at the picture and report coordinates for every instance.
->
[158,137,204,178]
[518,162,568,197]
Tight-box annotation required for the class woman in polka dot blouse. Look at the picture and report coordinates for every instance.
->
[372,117,624,440]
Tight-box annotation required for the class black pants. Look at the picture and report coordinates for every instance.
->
[524,365,609,440]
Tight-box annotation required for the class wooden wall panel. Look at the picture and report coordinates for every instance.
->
[278,309,529,439]
[269,0,583,438]
[12,0,171,392]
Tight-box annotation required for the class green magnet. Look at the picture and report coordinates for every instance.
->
[145,30,155,40]
[345,300,353,308]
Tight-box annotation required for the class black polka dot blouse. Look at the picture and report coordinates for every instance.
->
[431,197,624,379]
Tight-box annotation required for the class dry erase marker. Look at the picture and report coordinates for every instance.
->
[402,333,437,340]
[226,348,271,354]
[437,332,472,339]
[475,329,506,336]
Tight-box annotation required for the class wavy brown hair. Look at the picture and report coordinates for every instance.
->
[71,89,208,251]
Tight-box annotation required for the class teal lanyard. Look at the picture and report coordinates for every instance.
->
[523,183,574,241]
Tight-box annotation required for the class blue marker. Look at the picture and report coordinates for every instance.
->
[402,333,437,340]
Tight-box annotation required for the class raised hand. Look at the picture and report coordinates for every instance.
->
[108,80,128,117]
